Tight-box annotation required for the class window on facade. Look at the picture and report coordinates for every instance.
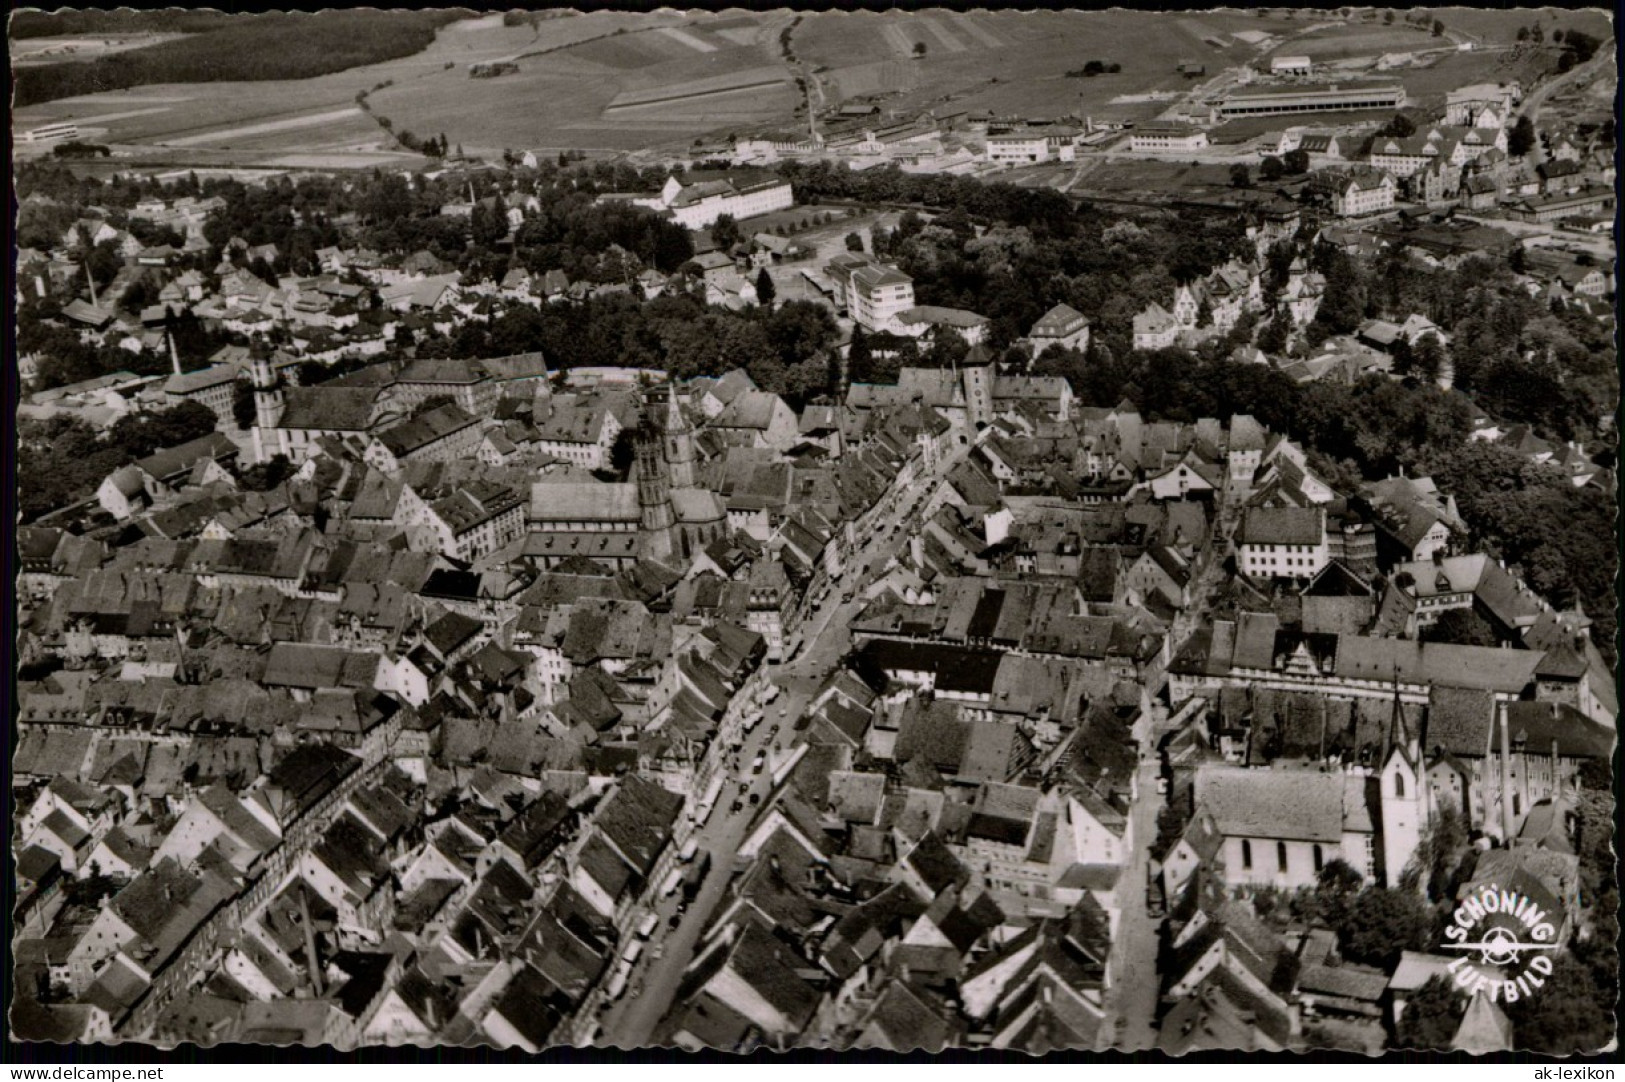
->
[1277,842,1288,873]
[1394,773,1405,798]
[1241,840,1252,869]
[1512,793,1520,817]
[1313,844,1324,872]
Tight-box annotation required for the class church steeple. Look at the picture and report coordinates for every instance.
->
[1384,666,1411,765]
[249,338,285,461]
[635,391,676,563]
[663,383,697,491]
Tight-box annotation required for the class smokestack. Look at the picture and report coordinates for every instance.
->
[1499,704,1514,840]
[299,884,325,997]
[168,326,182,377]
[85,262,99,310]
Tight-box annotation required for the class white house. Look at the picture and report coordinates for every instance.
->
[1236,506,1328,580]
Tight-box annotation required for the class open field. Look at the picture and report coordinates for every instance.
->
[12,10,1613,167]
[370,13,800,153]
[1265,24,1441,61]
[10,33,189,66]
[1078,159,1240,198]
[8,11,717,164]
[1432,7,1615,45]
[1395,47,1556,110]
[799,10,1304,124]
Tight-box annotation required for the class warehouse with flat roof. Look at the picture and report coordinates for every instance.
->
[1215,83,1404,118]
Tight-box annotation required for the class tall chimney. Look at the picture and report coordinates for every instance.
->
[85,262,99,309]
[299,884,325,997]
[168,326,183,377]
[1499,704,1514,840]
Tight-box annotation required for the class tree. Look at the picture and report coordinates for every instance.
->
[754,266,776,308]
[1395,976,1465,1050]
[1380,113,1417,139]
[844,231,864,253]
[1257,309,1291,354]
[1516,25,1529,42]
[846,324,874,386]
[232,381,257,430]
[248,256,278,287]
[471,193,508,247]
[1411,332,1446,381]
[1418,606,1500,648]
[1506,955,1615,1054]
[710,213,742,252]
[912,41,927,57]
[1432,19,1444,36]
[1405,802,1473,901]
[1385,9,1395,24]
[1229,164,1252,189]
[1335,886,1435,969]
[120,274,160,314]
[608,428,636,477]
[1507,115,1537,158]
[1259,156,1285,182]
[1282,148,1310,175]
[237,453,293,492]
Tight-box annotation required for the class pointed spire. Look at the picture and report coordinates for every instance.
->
[666,381,685,433]
[1385,663,1409,764]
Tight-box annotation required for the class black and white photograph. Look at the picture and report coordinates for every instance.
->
[8,3,1619,1063]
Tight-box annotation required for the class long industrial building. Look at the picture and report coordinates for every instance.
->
[1213,83,1405,118]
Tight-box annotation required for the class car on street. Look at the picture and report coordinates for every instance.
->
[731,799,743,813]
[749,793,761,806]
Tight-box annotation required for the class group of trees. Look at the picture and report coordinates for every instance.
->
[1420,440,1617,651]
[776,160,1081,243]
[859,202,1252,354]
[18,402,218,521]
[1024,329,1615,651]
[1396,786,1614,1054]
[1257,148,1311,182]
[14,10,461,107]
[405,293,841,410]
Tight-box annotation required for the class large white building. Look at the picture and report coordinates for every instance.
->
[824,253,916,333]
[1236,506,1329,581]
[1128,124,1210,153]
[641,170,794,229]
[985,127,1079,166]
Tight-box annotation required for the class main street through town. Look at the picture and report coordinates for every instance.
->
[600,426,1210,1048]
[597,436,976,1048]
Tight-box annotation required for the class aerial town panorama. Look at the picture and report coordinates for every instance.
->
[9,4,1618,1059]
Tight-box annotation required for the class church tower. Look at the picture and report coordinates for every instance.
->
[1378,679,1425,890]
[663,383,697,491]
[249,341,285,463]
[961,349,993,429]
[635,394,677,563]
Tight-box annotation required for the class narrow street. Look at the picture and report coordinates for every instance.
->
[596,433,974,1047]
[1103,751,1166,1052]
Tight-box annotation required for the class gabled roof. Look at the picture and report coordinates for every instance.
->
[1194,763,1344,843]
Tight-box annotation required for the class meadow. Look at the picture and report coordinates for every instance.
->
[13,9,1612,169]
[798,10,1304,124]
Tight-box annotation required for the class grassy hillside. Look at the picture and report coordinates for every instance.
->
[13,10,466,107]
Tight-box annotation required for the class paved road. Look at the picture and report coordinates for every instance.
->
[596,690,785,1048]
[595,436,973,1047]
[1517,52,1612,166]
[1104,751,1166,1052]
